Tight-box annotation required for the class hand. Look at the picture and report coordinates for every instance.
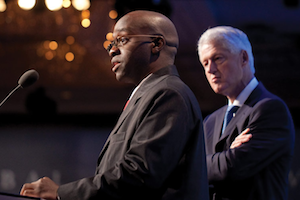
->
[230,128,252,149]
[20,177,59,200]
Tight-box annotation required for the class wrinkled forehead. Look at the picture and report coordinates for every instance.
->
[199,41,232,61]
[200,39,231,54]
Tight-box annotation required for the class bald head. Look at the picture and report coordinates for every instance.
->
[109,11,179,84]
[115,10,179,52]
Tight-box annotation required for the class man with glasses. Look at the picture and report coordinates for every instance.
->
[20,10,209,200]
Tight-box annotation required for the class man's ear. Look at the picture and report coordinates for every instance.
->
[151,37,165,54]
[241,50,249,66]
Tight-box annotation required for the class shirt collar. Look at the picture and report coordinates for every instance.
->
[228,77,258,108]
[128,73,153,100]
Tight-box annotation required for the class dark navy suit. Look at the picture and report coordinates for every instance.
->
[204,83,295,200]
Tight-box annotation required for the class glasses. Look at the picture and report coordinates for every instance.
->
[106,34,163,53]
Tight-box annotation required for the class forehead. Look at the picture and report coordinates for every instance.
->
[113,18,136,36]
[113,25,131,38]
[200,40,232,56]
[113,15,151,37]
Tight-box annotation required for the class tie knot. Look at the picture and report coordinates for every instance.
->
[229,106,239,115]
[222,105,240,134]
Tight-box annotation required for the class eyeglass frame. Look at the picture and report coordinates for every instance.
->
[106,34,164,53]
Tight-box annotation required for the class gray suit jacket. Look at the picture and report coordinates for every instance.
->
[204,83,295,200]
[58,65,209,200]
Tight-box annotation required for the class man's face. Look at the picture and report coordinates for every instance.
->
[108,18,152,85]
[199,41,244,98]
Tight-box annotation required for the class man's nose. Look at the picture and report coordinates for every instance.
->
[207,62,217,74]
[109,45,120,57]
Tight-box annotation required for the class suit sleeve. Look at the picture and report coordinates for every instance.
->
[206,98,294,183]
[57,88,197,199]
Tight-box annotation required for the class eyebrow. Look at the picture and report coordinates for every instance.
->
[113,28,131,36]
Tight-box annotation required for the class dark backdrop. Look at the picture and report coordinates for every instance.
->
[0,0,299,199]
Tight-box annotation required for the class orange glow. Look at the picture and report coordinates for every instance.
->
[66,36,75,45]
[81,18,91,28]
[109,10,118,19]
[43,40,50,49]
[103,40,111,50]
[65,52,74,62]
[106,32,113,41]
[49,41,58,50]
[81,10,90,18]
[45,51,54,60]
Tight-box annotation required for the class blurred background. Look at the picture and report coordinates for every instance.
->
[0,0,299,199]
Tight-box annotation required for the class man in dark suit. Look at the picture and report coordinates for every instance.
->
[197,26,295,200]
[20,10,209,200]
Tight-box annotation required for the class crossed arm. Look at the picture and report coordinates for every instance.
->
[230,128,252,149]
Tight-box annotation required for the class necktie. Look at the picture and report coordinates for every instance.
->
[222,106,239,133]
[123,100,130,111]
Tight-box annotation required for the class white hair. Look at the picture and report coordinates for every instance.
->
[197,26,255,73]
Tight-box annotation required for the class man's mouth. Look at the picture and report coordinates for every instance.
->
[112,62,120,72]
[211,76,220,82]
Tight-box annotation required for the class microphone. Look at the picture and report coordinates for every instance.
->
[0,69,39,107]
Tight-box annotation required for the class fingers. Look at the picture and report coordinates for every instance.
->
[22,189,40,198]
[230,128,252,149]
[20,183,31,196]
[240,128,250,135]
[20,182,40,198]
[20,177,48,198]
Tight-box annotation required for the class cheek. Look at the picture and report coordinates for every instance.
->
[121,50,131,63]
[225,66,242,82]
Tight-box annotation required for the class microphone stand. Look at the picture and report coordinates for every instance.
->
[0,85,22,107]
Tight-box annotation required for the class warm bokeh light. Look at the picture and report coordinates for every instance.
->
[72,0,90,11]
[18,0,36,10]
[81,10,90,19]
[103,40,111,50]
[45,51,54,60]
[106,32,113,41]
[49,41,58,50]
[62,0,71,8]
[81,18,91,28]
[43,40,50,49]
[109,10,118,20]
[45,0,63,11]
[66,36,75,45]
[0,0,6,12]
[65,52,74,62]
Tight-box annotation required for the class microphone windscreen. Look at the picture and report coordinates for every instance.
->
[18,69,39,88]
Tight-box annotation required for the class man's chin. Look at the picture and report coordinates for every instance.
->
[115,74,130,83]
[212,87,224,95]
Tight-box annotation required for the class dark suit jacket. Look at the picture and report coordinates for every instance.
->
[58,65,209,200]
[204,83,295,200]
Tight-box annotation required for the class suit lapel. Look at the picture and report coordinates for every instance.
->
[97,65,179,166]
[212,107,227,147]
[220,105,249,140]
[97,93,142,165]
[217,83,266,145]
